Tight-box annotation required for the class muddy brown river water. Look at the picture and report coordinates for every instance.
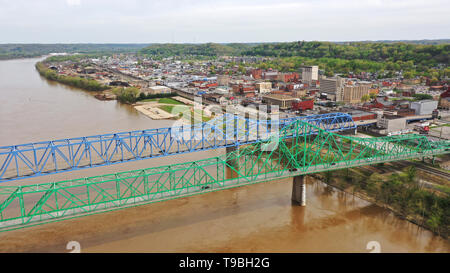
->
[0,57,448,252]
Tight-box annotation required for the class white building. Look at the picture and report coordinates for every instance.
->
[148,86,172,95]
[302,66,318,83]
[255,82,272,94]
[410,100,438,115]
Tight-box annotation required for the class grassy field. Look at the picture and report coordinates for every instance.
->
[158,98,185,105]
[156,105,213,123]
[140,98,159,102]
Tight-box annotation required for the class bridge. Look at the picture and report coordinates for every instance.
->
[0,114,449,231]
[0,112,355,182]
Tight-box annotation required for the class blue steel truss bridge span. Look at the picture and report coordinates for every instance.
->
[0,113,355,182]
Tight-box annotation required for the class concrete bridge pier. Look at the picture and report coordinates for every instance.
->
[292,175,306,206]
[226,146,240,178]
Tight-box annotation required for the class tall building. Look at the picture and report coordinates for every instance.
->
[320,76,344,99]
[302,66,318,83]
[320,78,338,93]
[320,77,371,103]
[341,84,371,104]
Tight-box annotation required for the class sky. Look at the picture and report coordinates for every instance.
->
[0,0,449,43]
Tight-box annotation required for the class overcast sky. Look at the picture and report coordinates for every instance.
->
[0,0,449,43]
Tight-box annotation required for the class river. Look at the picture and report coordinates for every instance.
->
[0,57,448,252]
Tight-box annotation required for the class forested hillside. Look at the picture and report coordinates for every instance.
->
[243,41,449,66]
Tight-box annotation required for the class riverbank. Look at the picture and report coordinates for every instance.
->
[35,62,109,92]
[0,54,43,61]
[313,163,450,239]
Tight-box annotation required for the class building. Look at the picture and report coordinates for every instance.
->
[397,109,416,117]
[292,99,314,111]
[255,82,272,94]
[277,72,300,83]
[262,94,297,110]
[148,86,172,94]
[377,116,407,133]
[410,100,438,115]
[341,83,371,104]
[439,88,450,109]
[262,71,279,81]
[320,77,345,99]
[232,83,256,95]
[217,75,230,86]
[215,87,231,95]
[319,78,372,103]
[251,69,262,80]
[292,89,308,97]
[286,83,302,91]
[346,110,377,121]
[363,97,395,110]
[302,66,318,83]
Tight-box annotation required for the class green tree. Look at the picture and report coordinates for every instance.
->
[413,94,433,100]
[323,171,333,183]
[404,166,417,185]
[361,94,371,103]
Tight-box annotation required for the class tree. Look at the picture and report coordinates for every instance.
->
[366,173,382,197]
[404,166,417,185]
[323,171,333,183]
[426,201,443,235]
[413,93,433,100]
[361,94,371,103]
[113,87,140,103]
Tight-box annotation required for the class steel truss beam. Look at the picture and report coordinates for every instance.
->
[0,113,355,182]
[0,119,448,231]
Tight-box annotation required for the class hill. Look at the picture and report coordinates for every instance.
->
[242,41,449,66]
[138,43,253,57]
[0,44,150,60]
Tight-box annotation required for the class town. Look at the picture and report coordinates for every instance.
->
[40,52,450,141]
[1,0,449,255]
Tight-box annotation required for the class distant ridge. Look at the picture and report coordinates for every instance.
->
[1,39,449,60]
[334,39,450,45]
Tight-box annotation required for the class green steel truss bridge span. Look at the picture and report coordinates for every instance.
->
[0,118,449,231]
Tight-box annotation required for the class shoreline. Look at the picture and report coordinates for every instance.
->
[0,55,44,61]
[35,61,109,92]
[310,173,449,240]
